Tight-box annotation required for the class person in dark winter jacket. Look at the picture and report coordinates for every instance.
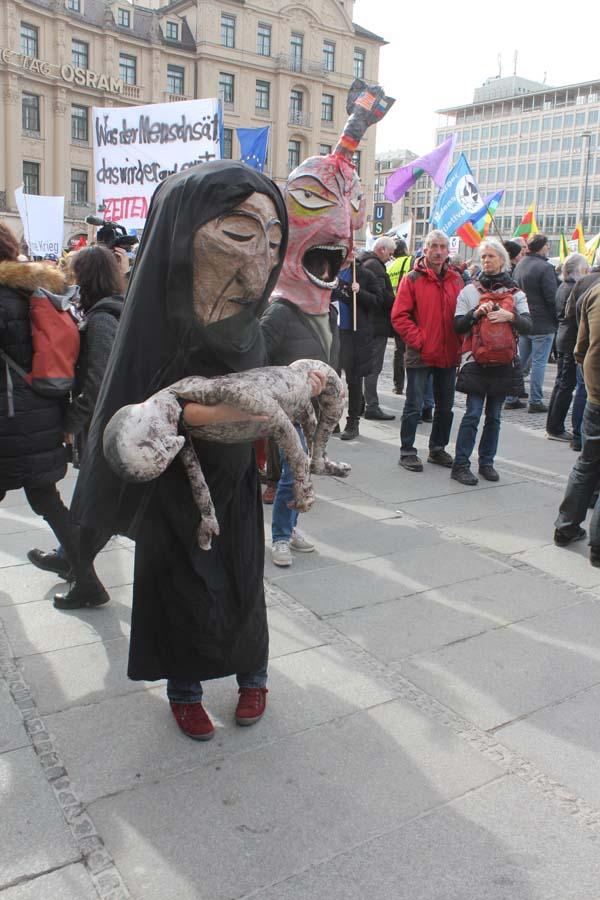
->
[452,239,531,485]
[392,229,463,473]
[505,233,558,412]
[334,259,378,440]
[0,223,80,573]
[28,245,125,607]
[545,253,589,443]
[358,237,396,420]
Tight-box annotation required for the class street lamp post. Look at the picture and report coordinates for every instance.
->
[581,131,592,229]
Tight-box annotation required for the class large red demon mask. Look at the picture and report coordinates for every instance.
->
[273,80,394,316]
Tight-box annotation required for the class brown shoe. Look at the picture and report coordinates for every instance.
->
[235,687,268,726]
[170,701,215,740]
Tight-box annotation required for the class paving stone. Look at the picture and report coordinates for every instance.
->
[0,528,56,568]
[0,680,28,754]
[398,480,559,527]
[514,542,600,589]
[447,506,559,555]
[498,683,600,808]
[0,502,46,536]
[403,599,600,730]
[0,864,97,900]
[256,776,600,900]
[0,563,76,608]
[88,700,501,900]
[46,644,402,804]
[272,542,508,617]
[2,586,132,658]
[0,748,80,889]
[328,567,582,661]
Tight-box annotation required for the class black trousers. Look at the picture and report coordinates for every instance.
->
[0,483,80,564]
[556,401,600,545]
[393,335,405,393]
[546,353,577,436]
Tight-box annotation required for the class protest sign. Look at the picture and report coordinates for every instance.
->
[15,187,64,256]
[92,98,221,229]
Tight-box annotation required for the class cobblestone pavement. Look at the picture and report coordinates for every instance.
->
[2,347,600,900]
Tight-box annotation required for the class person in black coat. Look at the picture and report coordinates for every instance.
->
[28,245,125,601]
[505,233,558,412]
[546,253,589,441]
[333,259,377,440]
[358,237,397,420]
[0,223,80,570]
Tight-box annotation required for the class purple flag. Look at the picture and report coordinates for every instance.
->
[384,135,456,203]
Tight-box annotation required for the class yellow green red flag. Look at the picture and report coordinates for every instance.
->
[513,204,538,238]
[571,223,586,254]
[559,232,569,263]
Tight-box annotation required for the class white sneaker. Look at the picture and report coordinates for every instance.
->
[290,528,315,553]
[271,540,292,567]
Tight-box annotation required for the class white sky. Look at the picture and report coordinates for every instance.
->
[353,0,600,155]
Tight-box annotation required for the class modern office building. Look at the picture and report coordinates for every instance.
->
[436,74,600,253]
[0,0,384,242]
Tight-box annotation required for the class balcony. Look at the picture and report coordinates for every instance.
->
[274,53,327,77]
[123,84,141,101]
[288,109,311,128]
[163,91,190,103]
[254,106,271,118]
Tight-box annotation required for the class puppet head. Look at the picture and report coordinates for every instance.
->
[273,80,394,316]
[103,392,184,483]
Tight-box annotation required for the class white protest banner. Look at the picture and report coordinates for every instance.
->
[15,187,64,257]
[92,97,221,230]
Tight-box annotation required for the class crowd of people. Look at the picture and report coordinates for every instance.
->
[4,156,600,740]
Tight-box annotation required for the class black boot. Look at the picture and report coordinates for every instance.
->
[54,570,109,610]
[27,549,72,580]
[340,417,360,441]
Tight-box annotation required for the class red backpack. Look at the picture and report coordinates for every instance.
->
[470,290,517,366]
[1,288,80,411]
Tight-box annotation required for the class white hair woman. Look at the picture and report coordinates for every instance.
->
[546,252,590,444]
[451,238,532,485]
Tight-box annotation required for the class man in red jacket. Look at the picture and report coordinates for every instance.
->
[392,230,463,472]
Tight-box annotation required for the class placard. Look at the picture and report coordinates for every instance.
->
[92,98,221,229]
[15,187,64,256]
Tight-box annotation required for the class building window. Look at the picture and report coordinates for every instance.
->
[323,40,335,72]
[353,47,365,79]
[20,22,38,57]
[257,23,271,56]
[352,150,361,175]
[221,14,235,48]
[22,93,40,133]
[71,104,88,141]
[72,39,89,69]
[71,168,88,203]
[321,93,334,122]
[222,127,233,159]
[165,21,179,41]
[319,143,332,155]
[167,64,184,96]
[66,0,81,11]
[289,89,303,123]
[23,161,40,195]
[288,140,301,171]
[219,73,234,105]
[119,53,137,85]
[255,80,270,111]
[117,8,131,28]
[290,33,303,72]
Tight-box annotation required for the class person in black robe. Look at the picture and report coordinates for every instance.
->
[69,161,288,740]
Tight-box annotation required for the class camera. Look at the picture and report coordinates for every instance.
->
[85,215,138,251]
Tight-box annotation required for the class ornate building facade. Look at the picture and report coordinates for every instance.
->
[0,0,384,242]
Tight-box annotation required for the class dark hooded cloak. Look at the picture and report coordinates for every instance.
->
[72,161,288,682]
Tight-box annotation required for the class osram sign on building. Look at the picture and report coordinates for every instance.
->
[0,48,123,94]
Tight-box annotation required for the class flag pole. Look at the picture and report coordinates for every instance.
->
[352,257,357,332]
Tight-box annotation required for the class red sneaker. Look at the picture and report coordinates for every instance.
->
[170,701,215,741]
[235,687,268,726]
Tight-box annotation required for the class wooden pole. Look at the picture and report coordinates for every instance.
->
[352,258,357,332]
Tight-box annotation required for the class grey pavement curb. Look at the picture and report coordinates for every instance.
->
[0,621,130,900]
[265,573,600,837]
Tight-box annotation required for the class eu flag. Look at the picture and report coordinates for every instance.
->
[430,154,486,237]
[237,126,270,172]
